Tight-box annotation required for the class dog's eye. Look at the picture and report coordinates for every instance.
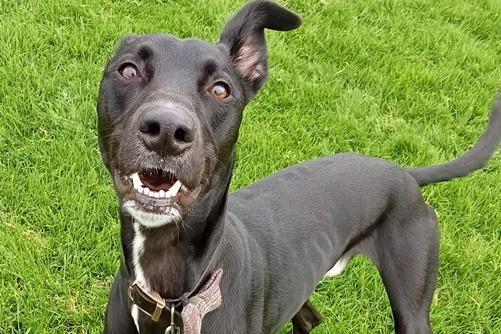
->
[118,63,140,80]
[209,82,230,99]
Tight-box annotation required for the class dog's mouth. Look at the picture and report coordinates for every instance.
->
[115,167,203,222]
[132,169,182,199]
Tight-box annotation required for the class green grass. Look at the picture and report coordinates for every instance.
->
[0,0,500,333]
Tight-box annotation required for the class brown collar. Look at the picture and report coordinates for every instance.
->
[128,268,223,334]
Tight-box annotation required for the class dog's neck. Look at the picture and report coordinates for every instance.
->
[120,158,233,298]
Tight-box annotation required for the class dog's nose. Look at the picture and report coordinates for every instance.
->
[138,107,194,156]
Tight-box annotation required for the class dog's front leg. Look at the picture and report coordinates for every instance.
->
[290,300,323,334]
[104,273,138,334]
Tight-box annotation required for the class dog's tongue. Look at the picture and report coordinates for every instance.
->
[139,169,177,191]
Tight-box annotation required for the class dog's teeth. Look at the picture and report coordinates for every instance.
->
[166,180,182,198]
[131,173,181,199]
[131,173,142,189]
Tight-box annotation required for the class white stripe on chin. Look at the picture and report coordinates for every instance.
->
[124,200,181,228]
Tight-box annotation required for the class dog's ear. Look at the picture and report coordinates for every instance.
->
[218,1,301,94]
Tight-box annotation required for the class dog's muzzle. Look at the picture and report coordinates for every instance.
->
[116,168,202,227]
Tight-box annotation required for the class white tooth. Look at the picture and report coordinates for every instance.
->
[153,192,160,198]
[165,180,182,198]
[142,188,150,196]
[131,173,142,189]
[159,190,166,198]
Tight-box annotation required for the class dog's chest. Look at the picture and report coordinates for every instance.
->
[129,223,188,332]
[131,222,189,295]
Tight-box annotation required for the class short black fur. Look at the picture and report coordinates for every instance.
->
[97,1,500,333]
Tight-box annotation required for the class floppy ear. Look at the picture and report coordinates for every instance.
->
[218,1,301,94]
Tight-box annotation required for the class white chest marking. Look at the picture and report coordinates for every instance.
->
[131,221,147,332]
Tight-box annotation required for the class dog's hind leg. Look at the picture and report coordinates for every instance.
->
[290,299,323,334]
[366,207,439,334]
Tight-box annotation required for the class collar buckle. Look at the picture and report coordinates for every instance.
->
[128,282,166,322]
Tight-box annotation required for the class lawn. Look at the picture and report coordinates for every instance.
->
[0,0,500,333]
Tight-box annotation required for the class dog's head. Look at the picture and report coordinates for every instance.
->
[97,1,301,228]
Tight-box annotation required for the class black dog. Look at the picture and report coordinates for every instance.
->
[97,1,501,333]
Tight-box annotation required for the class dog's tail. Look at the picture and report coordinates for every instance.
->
[407,96,501,187]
